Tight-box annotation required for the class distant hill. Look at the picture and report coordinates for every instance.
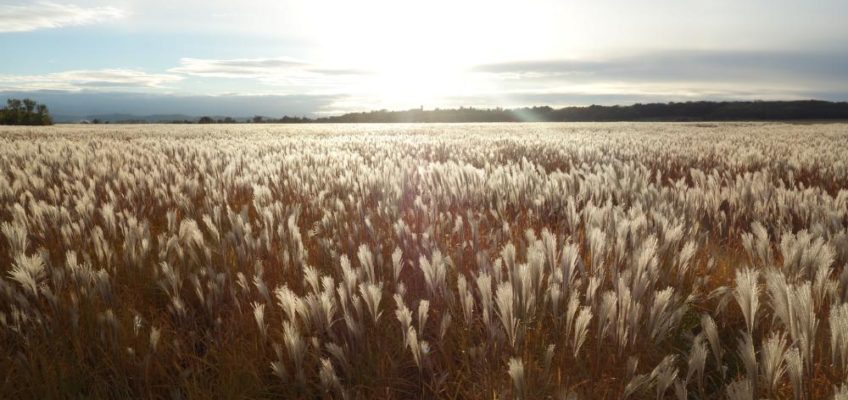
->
[49,100,848,124]
[52,114,243,123]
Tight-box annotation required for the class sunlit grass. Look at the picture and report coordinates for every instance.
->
[0,122,847,399]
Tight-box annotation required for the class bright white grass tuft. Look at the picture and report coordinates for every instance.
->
[759,331,788,395]
[785,347,803,400]
[391,247,403,283]
[457,275,475,326]
[725,378,754,400]
[394,294,412,347]
[1,221,28,256]
[419,251,447,298]
[8,253,45,296]
[572,306,592,358]
[149,326,161,353]
[357,244,376,284]
[733,268,760,335]
[831,303,848,375]
[650,354,678,400]
[319,358,343,395]
[495,282,517,347]
[835,383,848,400]
[407,327,427,371]
[253,302,267,339]
[686,334,708,389]
[358,282,383,323]
[700,314,723,368]
[417,299,429,333]
[476,272,494,335]
[737,333,758,397]
[283,321,306,378]
[508,357,525,400]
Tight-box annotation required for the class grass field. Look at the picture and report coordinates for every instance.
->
[1,122,847,399]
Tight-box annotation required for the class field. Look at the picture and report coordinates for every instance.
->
[1,122,847,399]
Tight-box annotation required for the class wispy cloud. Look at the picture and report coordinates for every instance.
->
[169,58,309,79]
[474,50,848,85]
[168,57,370,86]
[0,69,182,91]
[469,50,848,105]
[0,2,124,33]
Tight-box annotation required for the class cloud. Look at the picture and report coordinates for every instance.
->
[0,2,124,33]
[169,57,370,82]
[469,50,848,105]
[474,50,848,85]
[0,69,183,91]
[169,58,308,78]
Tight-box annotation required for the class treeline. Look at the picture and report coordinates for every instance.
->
[51,99,848,124]
[229,100,845,124]
[305,101,848,123]
[0,98,53,125]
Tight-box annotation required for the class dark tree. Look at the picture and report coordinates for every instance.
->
[0,98,53,125]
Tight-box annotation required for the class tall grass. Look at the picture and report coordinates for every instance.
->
[0,122,847,398]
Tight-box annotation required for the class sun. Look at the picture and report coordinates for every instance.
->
[300,0,549,109]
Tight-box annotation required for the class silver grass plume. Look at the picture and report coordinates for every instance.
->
[417,299,429,333]
[420,251,447,298]
[725,378,754,400]
[1,221,28,257]
[733,268,760,335]
[392,247,403,283]
[508,357,525,400]
[785,347,803,400]
[759,331,788,395]
[650,355,678,400]
[572,306,592,358]
[700,314,723,368]
[252,302,267,339]
[495,282,518,347]
[831,303,848,375]
[8,253,45,297]
[394,294,412,347]
[737,332,758,397]
[686,334,708,390]
[319,358,343,396]
[458,275,475,326]
[358,282,383,323]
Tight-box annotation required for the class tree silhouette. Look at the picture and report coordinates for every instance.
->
[1,98,53,125]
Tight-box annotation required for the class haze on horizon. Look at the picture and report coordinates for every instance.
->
[1,0,847,118]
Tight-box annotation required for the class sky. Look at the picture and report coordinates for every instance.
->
[1,0,847,118]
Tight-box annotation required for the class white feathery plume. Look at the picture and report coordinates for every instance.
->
[417,299,430,333]
[759,331,788,395]
[495,282,517,347]
[458,275,475,326]
[391,247,403,283]
[572,306,592,358]
[508,357,525,400]
[726,378,754,400]
[8,253,45,296]
[830,303,848,375]
[252,302,267,339]
[686,334,708,389]
[733,268,760,335]
[650,355,678,400]
[358,282,383,323]
[785,347,803,400]
[700,314,723,367]
[737,333,758,397]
